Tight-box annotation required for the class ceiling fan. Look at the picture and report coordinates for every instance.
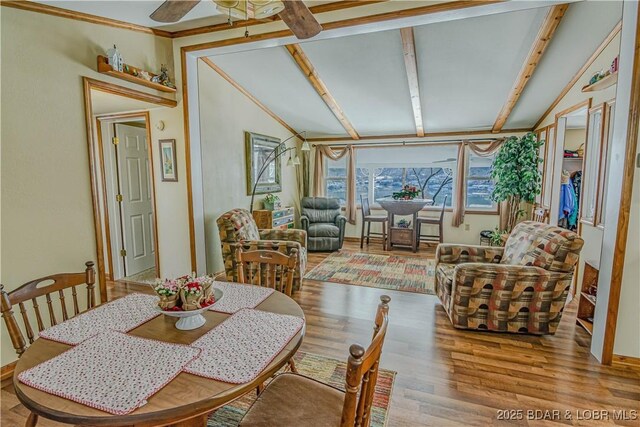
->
[150,0,322,39]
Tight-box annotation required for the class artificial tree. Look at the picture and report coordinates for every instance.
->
[491,132,543,232]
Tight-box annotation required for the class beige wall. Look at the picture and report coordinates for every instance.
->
[197,62,300,274]
[0,7,190,366]
[563,128,586,151]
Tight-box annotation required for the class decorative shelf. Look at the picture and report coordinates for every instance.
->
[563,157,583,161]
[97,55,176,93]
[582,72,618,92]
[580,291,596,306]
[576,318,593,335]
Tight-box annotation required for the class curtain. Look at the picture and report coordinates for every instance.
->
[313,145,357,224]
[451,139,504,227]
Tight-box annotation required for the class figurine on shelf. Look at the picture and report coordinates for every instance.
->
[105,44,123,72]
[151,64,176,89]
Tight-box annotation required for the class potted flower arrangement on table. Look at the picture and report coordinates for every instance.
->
[392,185,421,200]
[151,275,222,330]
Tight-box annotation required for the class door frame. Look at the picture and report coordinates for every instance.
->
[83,77,177,301]
[97,113,160,282]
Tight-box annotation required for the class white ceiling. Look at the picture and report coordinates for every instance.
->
[36,0,336,31]
[506,0,623,128]
[204,0,623,138]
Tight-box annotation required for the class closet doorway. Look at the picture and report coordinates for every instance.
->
[551,106,589,232]
[551,104,589,230]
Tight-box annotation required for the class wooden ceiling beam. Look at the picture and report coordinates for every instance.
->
[201,58,299,136]
[285,44,360,140]
[492,4,568,133]
[400,27,425,137]
[533,20,622,130]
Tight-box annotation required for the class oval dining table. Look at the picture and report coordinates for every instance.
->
[13,289,305,427]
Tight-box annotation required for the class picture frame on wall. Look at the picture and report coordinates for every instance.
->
[245,131,282,195]
[159,139,178,182]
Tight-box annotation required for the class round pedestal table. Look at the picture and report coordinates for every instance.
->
[377,198,432,252]
[13,290,305,427]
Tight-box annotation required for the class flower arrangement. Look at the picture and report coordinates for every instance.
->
[152,274,216,311]
[392,185,421,200]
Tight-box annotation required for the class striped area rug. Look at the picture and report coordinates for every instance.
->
[304,251,436,294]
[208,351,396,426]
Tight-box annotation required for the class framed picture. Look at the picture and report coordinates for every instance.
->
[245,131,282,195]
[159,139,178,182]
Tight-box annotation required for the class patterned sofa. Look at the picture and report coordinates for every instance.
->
[216,209,307,291]
[435,221,584,335]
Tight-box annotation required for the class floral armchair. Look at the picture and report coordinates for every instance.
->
[216,209,307,291]
[435,221,584,335]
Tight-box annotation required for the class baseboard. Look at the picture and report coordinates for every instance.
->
[1,361,17,381]
[344,237,360,242]
[612,354,640,367]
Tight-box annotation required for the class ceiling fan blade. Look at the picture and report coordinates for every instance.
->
[278,0,322,40]
[150,0,200,23]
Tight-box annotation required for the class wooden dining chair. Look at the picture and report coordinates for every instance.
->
[532,204,550,223]
[360,196,388,250]
[0,261,96,358]
[1,261,96,427]
[236,249,298,297]
[416,196,447,247]
[236,249,299,381]
[239,295,391,427]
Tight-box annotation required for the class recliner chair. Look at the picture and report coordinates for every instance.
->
[300,197,347,252]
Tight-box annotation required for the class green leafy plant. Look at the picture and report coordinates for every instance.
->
[490,228,508,246]
[491,132,543,232]
[264,193,279,204]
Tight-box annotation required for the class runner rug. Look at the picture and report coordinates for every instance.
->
[208,351,396,427]
[303,251,435,294]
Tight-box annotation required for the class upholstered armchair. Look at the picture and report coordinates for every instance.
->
[300,197,347,252]
[216,208,307,291]
[435,221,584,335]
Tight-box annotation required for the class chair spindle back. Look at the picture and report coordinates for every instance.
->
[341,295,391,427]
[236,249,298,296]
[0,261,96,357]
[361,196,371,218]
[532,204,550,223]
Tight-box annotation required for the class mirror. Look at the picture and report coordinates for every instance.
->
[245,131,282,195]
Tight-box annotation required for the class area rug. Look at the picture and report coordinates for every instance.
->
[207,351,396,427]
[303,251,436,294]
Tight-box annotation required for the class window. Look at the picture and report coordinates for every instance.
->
[325,144,457,208]
[465,151,497,211]
[325,157,346,204]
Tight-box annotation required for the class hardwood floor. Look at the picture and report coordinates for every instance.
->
[2,240,639,426]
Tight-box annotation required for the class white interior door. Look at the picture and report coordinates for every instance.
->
[115,124,155,276]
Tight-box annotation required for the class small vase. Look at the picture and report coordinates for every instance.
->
[180,289,203,311]
[264,201,274,211]
[158,293,178,310]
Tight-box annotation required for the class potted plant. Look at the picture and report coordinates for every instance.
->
[491,132,543,232]
[263,193,280,211]
[490,228,509,247]
[392,185,421,200]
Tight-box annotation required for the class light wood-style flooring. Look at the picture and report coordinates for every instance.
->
[2,240,639,426]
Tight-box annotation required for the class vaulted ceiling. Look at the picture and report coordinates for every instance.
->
[205,0,622,139]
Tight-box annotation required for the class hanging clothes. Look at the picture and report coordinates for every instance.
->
[568,171,582,230]
[558,171,575,229]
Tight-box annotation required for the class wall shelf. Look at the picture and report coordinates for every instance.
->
[96,55,176,93]
[582,72,617,92]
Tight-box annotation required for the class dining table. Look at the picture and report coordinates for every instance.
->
[13,286,305,427]
[377,197,432,252]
